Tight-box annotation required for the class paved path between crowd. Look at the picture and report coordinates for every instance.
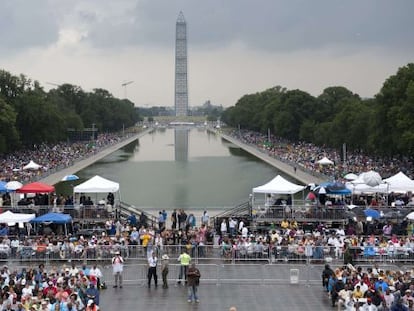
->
[39,129,153,185]
[100,282,330,311]
[97,261,332,311]
[218,132,325,186]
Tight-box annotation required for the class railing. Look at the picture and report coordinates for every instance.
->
[0,205,116,221]
[2,244,414,265]
[252,205,348,221]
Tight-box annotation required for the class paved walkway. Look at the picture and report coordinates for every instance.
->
[96,261,331,310]
[100,282,330,311]
[39,129,152,185]
[219,133,325,185]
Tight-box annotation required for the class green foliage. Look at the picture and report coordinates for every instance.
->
[0,69,141,155]
[222,63,414,157]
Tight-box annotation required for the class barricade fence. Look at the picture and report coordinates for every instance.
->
[2,244,414,265]
[99,263,323,286]
[2,261,404,286]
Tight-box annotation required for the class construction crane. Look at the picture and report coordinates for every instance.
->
[121,81,134,99]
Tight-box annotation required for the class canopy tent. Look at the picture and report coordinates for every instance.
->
[31,212,72,224]
[73,175,119,193]
[16,182,55,194]
[316,157,334,165]
[73,175,121,216]
[0,211,35,224]
[252,175,305,195]
[383,171,414,193]
[315,181,352,195]
[252,175,305,212]
[345,181,388,194]
[31,212,72,235]
[344,173,359,181]
[23,160,42,170]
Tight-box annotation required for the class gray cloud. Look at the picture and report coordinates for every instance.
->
[84,0,414,52]
[0,0,59,52]
[1,0,413,53]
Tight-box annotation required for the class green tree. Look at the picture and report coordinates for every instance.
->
[0,97,19,153]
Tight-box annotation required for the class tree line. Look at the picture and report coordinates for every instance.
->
[0,69,141,154]
[221,63,414,157]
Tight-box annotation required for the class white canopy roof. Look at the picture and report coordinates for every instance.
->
[0,211,35,223]
[317,157,334,165]
[383,171,414,193]
[346,181,388,194]
[73,175,120,193]
[23,160,42,170]
[253,175,305,195]
[346,171,414,194]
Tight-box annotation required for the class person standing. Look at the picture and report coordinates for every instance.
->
[220,219,228,237]
[112,251,124,288]
[147,252,158,288]
[177,249,191,285]
[171,209,177,230]
[161,254,169,288]
[187,263,201,303]
[229,218,237,237]
[201,211,209,226]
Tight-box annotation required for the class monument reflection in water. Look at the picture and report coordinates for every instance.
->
[174,128,188,162]
[72,127,282,213]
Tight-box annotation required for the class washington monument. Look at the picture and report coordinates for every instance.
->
[174,11,188,117]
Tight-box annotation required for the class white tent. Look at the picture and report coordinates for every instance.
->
[0,211,35,223]
[345,181,388,194]
[252,175,305,195]
[23,160,42,170]
[73,175,121,216]
[316,157,334,165]
[383,171,414,193]
[73,175,120,193]
[252,175,305,216]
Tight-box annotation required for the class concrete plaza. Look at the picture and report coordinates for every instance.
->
[100,282,331,311]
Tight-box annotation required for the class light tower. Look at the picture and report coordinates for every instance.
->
[174,11,188,117]
[121,81,134,99]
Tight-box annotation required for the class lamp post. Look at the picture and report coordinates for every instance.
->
[121,81,134,99]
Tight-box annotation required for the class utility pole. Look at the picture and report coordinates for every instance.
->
[121,81,134,99]
[91,123,95,141]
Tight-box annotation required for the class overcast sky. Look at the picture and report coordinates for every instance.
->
[1,0,413,107]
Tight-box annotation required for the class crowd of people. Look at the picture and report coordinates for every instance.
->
[0,262,103,311]
[323,262,414,310]
[0,133,124,183]
[229,129,414,180]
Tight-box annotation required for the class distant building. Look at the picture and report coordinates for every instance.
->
[175,11,188,117]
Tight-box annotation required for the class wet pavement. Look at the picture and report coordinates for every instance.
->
[100,283,331,311]
[100,266,332,311]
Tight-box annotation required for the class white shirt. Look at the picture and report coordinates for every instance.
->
[148,256,157,267]
[241,227,248,238]
[220,221,227,232]
[89,267,103,278]
[112,255,124,273]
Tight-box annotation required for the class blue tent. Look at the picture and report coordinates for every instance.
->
[31,213,72,235]
[317,181,352,195]
[31,212,72,224]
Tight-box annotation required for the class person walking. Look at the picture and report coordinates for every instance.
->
[177,249,191,285]
[112,251,124,288]
[147,252,158,288]
[161,254,169,288]
[187,263,201,303]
